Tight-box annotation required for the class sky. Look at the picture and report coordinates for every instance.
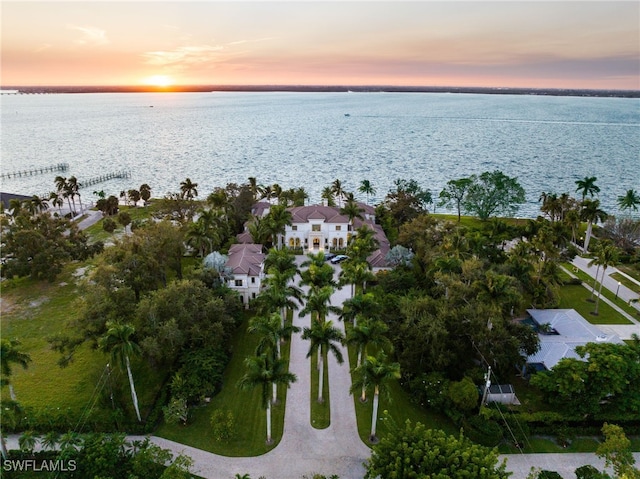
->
[1,1,639,90]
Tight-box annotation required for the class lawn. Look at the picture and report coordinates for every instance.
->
[561,265,639,319]
[557,283,633,325]
[155,315,292,456]
[610,272,640,295]
[343,323,456,446]
[1,262,164,429]
[310,349,331,429]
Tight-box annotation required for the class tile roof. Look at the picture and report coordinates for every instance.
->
[226,244,264,276]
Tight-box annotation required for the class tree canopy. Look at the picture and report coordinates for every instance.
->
[462,170,526,220]
[365,419,509,479]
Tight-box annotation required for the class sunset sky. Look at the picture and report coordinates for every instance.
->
[2,1,639,90]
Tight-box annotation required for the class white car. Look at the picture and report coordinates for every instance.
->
[330,255,349,264]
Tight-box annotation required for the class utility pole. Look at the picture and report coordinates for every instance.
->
[480,366,492,410]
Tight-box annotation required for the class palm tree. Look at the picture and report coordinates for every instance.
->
[179,178,198,200]
[575,176,600,202]
[581,198,608,252]
[67,176,81,213]
[248,312,300,402]
[18,431,38,455]
[345,318,392,370]
[248,176,260,201]
[617,189,640,213]
[358,180,376,205]
[299,253,337,290]
[331,179,345,207]
[238,354,296,444]
[54,175,73,213]
[340,292,379,328]
[1,339,32,401]
[350,352,400,442]
[99,322,142,422]
[48,191,64,215]
[260,272,304,327]
[587,242,606,302]
[139,184,152,205]
[300,285,341,324]
[340,198,364,226]
[128,189,141,207]
[589,243,620,315]
[41,431,60,451]
[302,320,344,402]
[339,260,375,298]
[185,219,214,257]
[321,186,336,207]
[264,248,298,279]
[264,204,292,249]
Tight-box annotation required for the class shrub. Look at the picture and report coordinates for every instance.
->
[102,217,117,232]
[210,409,235,441]
[464,416,504,447]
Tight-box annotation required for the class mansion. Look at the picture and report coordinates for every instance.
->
[226,201,391,306]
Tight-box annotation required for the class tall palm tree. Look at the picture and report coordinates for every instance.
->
[340,292,379,328]
[48,191,64,216]
[575,176,600,202]
[179,178,198,200]
[339,260,375,299]
[358,180,376,205]
[55,175,73,213]
[299,253,337,290]
[248,176,260,201]
[581,198,608,252]
[185,219,214,257]
[248,312,300,402]
[264,247,298,279]
[587,242,606,302]
[302,320,344,403]
[99,322,142,422]
[340,198,364,226]
[0,339,32,401]
[260,272,304,327]
[350,352,400,442]
[238,354,296,444]
[264,204,292,249]
[589,243,620,315]
[30,195,49,215]
[67,176,81,213]
[345,318,392,370]
[331,179,345,207]
[300,285,341,325]
[617,189,640,213]
[321,186,336,207]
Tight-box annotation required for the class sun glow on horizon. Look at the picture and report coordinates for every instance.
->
[141,75,174,88]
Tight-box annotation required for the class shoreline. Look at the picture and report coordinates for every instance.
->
[2,84,639,98]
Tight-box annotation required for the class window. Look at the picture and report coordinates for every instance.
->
[251,277,255,284]
[312,224,321,231]
[335,225,341,231]
[235,279,243,287]
[292,225,298,231]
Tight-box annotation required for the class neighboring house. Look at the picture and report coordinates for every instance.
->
[225,243,265,307]
[523,309,624,373]
[238,202,391,269]
[0,192,32,210]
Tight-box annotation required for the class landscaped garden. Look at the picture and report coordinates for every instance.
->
[2,173,639,479]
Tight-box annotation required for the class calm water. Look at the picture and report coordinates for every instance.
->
[1,92,639,218]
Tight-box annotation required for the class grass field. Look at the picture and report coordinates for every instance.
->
[557,283,633,325]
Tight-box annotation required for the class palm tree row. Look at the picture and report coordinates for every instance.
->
[54,175,82,215]
[240,248,301,444]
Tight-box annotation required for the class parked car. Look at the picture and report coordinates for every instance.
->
[330,254,349,264]
[324,252,337,261]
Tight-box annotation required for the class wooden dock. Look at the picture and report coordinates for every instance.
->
[1,163,69,180]
[79,170,131,188]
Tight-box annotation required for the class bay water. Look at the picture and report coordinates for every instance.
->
[1,91,638,218]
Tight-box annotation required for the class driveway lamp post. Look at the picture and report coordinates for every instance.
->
[615,282,621,300]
